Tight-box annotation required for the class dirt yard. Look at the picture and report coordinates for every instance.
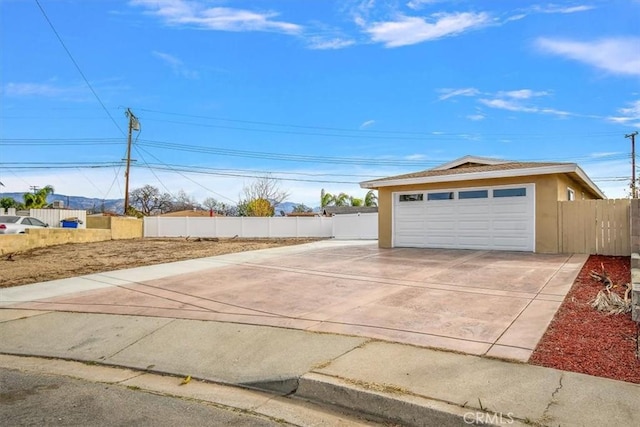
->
[0,238,321,288]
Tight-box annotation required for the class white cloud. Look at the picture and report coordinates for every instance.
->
[536,37,640,76]
[479,98,537,113]
[131,0,302,34]
[3,82,92,101]
[152,51,198,79]
[406,0,440,10]
[496,89,549,99]
[439,87,573,118]
[4,82,67,97]
[607,100,640,124]
[466,114,485,121]
[307,37,355,50]
[532,4,595,14]
[504,4,593,25]
[505,13,527,22]
[364,12,491,47]
[360,119,375,129]
[479,97,571,117]
[437,87,480,100]
[589,152,623,158]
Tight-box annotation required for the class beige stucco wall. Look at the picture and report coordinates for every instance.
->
[110,217,143,240]
[0,228,111,255]
[0,217,143,255]
[556,174,600,201]
[374,173,595,253]
[86,216,111,229]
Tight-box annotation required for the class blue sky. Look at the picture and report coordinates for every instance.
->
[1,0,639,207]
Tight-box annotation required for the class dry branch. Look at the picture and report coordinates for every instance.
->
[590,265,631,315]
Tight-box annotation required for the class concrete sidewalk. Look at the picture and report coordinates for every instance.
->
[1,309,638,426]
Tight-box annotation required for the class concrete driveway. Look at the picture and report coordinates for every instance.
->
[1,240,586,361]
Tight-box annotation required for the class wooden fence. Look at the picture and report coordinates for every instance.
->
[558,199,630,256]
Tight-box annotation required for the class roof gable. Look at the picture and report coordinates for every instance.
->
[359,155,605,199]
[431,155,508,170]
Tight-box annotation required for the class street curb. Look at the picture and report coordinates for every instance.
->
[0,354,378,426]
[1,351,528,427]
[295,372,530,427]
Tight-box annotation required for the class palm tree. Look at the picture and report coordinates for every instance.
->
[364,190,378,207]
[333,192,350,207]
[23,185,54,209]
[350,197,363,207]
[320,188,335,207]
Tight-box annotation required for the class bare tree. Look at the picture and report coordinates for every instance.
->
[240,175,289,216]
[202,197,219,211]
[129,185,173,215]
[202,197,234,215]
[170,189,200,212]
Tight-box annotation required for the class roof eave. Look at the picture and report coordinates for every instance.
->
[360,164,606,199]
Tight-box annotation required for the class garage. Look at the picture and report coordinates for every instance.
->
[393,184,535,251]
[360,155,606,253]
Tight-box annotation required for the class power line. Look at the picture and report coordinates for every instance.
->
[34,0,125,137]
[2,160,627,185]
[2,137,630,166]
[133,146,175,198]
[137,108,624,139]
[134,146,238,203]
[130,163,363,184]
[34,0,127,200]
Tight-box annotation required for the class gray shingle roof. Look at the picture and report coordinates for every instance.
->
[365,161,572,184]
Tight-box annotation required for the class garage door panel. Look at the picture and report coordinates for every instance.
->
[425,236,458,247]
[493,237,531,249]
[492,220,529,232]
[457,204,491,214]
[425,205,455,215]
[396,235,427,246]
[394,184,534,251]
[458,236,492,246]
[396,219,424,230]
[491,202,529,214]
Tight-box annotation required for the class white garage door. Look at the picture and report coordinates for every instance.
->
[393,184,535,251]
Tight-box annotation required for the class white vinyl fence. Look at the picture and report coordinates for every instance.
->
[144,213,378,240]
[0,208,87,229]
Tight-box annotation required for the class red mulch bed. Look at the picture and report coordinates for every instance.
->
[530,255,640,383]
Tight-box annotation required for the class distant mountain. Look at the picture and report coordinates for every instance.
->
[1,192,124,213]
[1,192,315,215]
[274,201,320,215]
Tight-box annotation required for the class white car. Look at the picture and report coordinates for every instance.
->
[0,216,49,234]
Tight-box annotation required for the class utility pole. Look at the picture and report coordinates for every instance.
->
[627,131,639,198]
[30,186,39,194]
[123,108,140,214]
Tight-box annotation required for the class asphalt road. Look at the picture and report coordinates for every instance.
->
[0,368,285,427]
